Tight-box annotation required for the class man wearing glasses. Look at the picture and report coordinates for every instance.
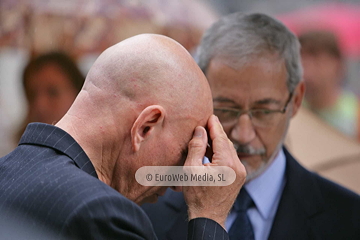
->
[142,12,360,240]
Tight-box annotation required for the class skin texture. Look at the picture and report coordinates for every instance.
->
[184,115,245,227]
[55,34,246,227]
[26,63,78,124]
[206,55,304,182]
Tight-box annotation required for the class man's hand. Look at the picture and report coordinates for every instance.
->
[183,115,246,228]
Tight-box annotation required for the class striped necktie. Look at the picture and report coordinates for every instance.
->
[228,188,255,240]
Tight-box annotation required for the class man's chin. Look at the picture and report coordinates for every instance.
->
[238,155,266,182]
[238,154,261,167]
[237,153,256,159]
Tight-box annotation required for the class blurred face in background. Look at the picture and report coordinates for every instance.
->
[301,51,342,98]
[25,63,78,124]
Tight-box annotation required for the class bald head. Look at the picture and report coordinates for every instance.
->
[56,34,212,198]
[82,34,210,115]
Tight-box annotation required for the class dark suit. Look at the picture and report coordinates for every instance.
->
[0,123,228,240]
[142,148,360,240]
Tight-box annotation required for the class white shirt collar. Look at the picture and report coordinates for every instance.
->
[245,149,286,219]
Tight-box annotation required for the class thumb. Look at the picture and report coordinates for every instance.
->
[184,126,207,166]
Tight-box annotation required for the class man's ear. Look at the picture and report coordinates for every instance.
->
[291,81,305,118]
[131,105,165,152]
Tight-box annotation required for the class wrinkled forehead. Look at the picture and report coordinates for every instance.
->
[212,51,284,70]
[206,56,289,105]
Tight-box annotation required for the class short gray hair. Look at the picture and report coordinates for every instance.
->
[195,12,303,93]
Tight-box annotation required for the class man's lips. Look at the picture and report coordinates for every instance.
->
[237,153,256,159]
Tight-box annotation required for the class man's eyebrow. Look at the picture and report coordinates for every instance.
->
[213,97,237,104]
[255,98,282,105]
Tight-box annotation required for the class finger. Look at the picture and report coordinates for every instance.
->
[208,115,226,141]
[208,115,234,156]
[184,126,208,166]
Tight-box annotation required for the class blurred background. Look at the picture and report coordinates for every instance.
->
[1,0,360,192]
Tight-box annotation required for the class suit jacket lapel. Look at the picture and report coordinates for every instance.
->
[269,148,325,239]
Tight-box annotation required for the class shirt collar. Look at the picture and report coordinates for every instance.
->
[245,149,286,219]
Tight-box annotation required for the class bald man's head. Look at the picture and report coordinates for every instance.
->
[56,34,213,204]
[83,34,209,115]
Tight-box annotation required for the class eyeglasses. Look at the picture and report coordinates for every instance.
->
[213,93,293,128]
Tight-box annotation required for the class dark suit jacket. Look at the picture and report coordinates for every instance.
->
[0,123,228,240]
[142,148,360,240]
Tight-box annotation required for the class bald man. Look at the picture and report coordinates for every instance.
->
[0,34,245,239]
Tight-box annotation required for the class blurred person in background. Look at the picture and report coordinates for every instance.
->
[299,31,360,140]
[0,100,13,157]
[15,51,85,141]
[142,12,360,240]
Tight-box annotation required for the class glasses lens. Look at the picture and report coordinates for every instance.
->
[214,108,284,127]
[214,109,238,123]
[251,109,278,127]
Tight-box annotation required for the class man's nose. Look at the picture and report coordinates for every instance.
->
[230,114,256,145]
